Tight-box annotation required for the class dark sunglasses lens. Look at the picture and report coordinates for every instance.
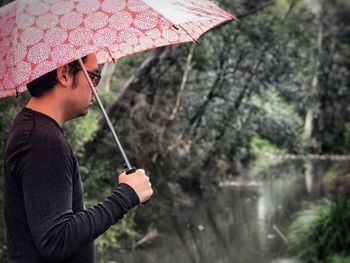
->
[87,73,100,87]
[93,75,101,86]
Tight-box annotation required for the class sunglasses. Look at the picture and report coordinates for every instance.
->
[74,65,101,87]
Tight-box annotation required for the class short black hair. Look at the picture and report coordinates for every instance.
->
[27,56,88,97]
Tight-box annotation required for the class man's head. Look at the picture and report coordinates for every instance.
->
[26,56,89,97]
[26,53,101,123]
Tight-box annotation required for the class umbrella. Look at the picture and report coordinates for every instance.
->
[0,0,235,172]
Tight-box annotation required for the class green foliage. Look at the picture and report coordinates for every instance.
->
[327,255,350,263]
[64,109,99,155]
[249,135,286,177]
[250,136,286,157]
[288,201,349,261]
[252,91,300,119]
[323,163,350,183]
[288,176,350,262]
[250,91,304,153]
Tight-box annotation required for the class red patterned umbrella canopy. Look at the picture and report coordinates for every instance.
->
[0,0,234,98]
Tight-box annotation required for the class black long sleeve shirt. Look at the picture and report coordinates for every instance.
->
[4,107,139,262]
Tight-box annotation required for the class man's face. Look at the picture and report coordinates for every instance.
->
[68,53,100,119]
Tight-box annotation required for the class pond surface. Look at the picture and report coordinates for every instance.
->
[99,160,331,263]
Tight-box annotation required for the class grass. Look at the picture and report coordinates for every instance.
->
[288,186,350,263]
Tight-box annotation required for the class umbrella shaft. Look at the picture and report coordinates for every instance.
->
[78,59,132,170]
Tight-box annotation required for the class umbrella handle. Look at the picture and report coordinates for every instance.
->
[124,164,136,175]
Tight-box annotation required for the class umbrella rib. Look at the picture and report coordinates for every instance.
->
[178,24,198,43]
[105,47,116,63]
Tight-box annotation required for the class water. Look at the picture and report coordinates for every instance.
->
[99,160,330,263]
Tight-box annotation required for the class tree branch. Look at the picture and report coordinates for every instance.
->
[236,1,275,20]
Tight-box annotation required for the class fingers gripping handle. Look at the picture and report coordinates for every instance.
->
[123,164,150,204]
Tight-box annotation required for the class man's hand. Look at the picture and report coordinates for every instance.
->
[118,169,153,203]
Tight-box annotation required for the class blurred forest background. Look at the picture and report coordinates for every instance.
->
[1,0,350,262]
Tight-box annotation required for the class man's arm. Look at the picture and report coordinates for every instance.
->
[20,135,150,261]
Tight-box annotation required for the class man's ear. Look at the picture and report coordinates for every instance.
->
[56,65,71,87]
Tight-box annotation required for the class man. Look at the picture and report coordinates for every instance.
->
[3,53,153,262]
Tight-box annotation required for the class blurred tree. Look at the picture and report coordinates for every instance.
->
[312,0,350,153]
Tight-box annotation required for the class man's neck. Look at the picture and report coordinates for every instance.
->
[26,97,65,127]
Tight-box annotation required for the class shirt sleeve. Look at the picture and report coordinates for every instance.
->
[19,131,139,261]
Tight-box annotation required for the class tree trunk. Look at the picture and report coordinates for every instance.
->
[169,43,195,122]
[302,10,323,142]
[99,62,116,92]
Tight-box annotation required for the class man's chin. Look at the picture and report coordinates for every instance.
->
[81,109,89,117]
[76,109,89,119]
